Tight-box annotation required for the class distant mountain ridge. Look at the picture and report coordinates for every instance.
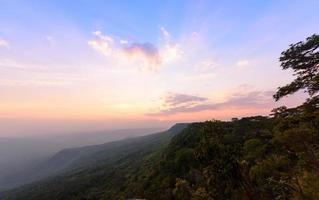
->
[0,127,163,192]
[0,123,188,197]
[2,115,319,199]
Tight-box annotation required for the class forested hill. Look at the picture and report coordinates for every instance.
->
[0,123,188,200]
[2,111,318,199]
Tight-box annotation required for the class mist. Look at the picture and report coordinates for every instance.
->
[0,120,166,191]
[0,118,172,138]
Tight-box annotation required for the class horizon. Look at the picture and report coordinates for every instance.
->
[1,0,318,137]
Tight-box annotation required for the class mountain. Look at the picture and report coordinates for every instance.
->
[0,128,162,192]
[0,117,274,199]
[0,123,188,199]
[1,113,319,199]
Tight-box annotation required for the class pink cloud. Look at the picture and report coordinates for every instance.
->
[123,42,161,66]
[88,29,182,71]
[148,90,275,116]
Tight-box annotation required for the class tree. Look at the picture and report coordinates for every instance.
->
[173,178,192,200]
[271,34,319,199]
[191,187,209,200]
[274,34,319,101]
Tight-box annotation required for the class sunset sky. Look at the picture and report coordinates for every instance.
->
[0,0,318,137]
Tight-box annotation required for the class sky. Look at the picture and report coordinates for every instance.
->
[0,0,318,137]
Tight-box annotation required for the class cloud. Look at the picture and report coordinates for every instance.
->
[236,59,250,67]
[164,93,208,107]
[160,27,170,39]
[123,42,161,67]
[0,38,10,48]
[88,28,183,71]
[148,90,274,116]
[120,40,128,44]
[88,31,114,57]
[196,60,216,72]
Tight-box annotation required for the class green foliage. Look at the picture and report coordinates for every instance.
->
[173,178,191,200]
[274,34,319,100]
[243,139,265,161]
[191,187,209,200]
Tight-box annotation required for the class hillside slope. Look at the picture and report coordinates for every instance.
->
[2,112,319,199]
[0,123,187,199]
[0,128,162,192]
[0,117,275,200]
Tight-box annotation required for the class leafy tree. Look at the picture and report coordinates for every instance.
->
[173,178,191,200]
[191,187,209,200]
[274,34,319,100]
[243,139,266,162]
[271,34,319,199]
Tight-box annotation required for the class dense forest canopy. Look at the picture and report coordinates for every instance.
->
[1,35,319,200]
